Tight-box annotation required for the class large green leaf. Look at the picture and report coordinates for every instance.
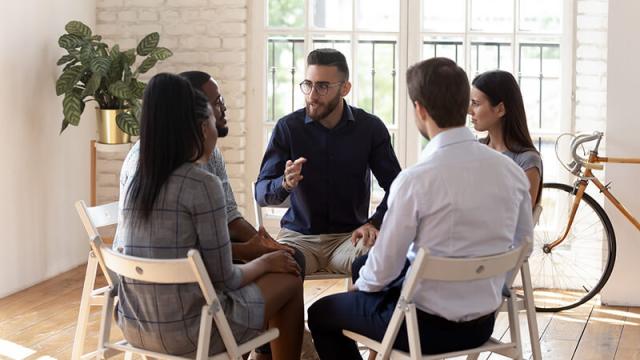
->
[56,54,76,66]
[123,66,133,84]
[63,91,83,125]
[109,81,132,99]
[136,32,159,56]
[79,44,94,66]
[58,34,85,49]
[95,43,108,57]
[150,47,173,61]
[63,60,79,72]
[130,80,146,98]
[136,57,157,74]
[110,44,120,59]
[55,65,84,96]
[82,73,102,97]
[116,112,139,136]
[60,118,70,134]
[90,57,111,76]
[65,21,92,38]
[122,49,136,66]
[107,57,123,84]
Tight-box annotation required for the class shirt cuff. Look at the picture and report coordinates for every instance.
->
[275,175,292,199]
[367,213,384,230]
[226,209,243,224]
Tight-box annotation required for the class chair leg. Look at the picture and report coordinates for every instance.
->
[405,305,422,360]
[507,295,524,360]
[96,288,115,359]
[71,253,100,360]
[521,262,542,360]
[345,276,352,289]
[195,306,214,360]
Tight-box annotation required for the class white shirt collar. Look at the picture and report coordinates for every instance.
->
[419,126,476,162]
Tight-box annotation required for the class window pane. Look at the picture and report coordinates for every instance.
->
[541,78,560,131]
[422,37,464,66]
[311,0,352,30]
[356,0,399,32]
[520,76,541,130]
[312,36,352,66]
[357,39,398,126]
[268,0,304,28]
[470,40,512,77]
[520,44,541,76]
[471,0,513,32]
[520,0,562,33]
[542,45,561,77]
[422,0,465,32]
[266,37,305,122]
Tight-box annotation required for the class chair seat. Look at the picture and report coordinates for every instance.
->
[344,329,520,360]
[105,328,280,360]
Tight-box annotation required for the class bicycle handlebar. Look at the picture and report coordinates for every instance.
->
[568,131,604,171]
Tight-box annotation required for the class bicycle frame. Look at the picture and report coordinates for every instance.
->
[546,149,640,252]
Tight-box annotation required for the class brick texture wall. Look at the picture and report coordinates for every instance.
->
[575,0,608,134]
[95,0,248,213]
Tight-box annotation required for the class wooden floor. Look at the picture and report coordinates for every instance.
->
[1,264,639,360]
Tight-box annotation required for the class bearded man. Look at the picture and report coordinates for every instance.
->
[255,48,401,276]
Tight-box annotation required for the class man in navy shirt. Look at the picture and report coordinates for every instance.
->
[255,48,401,275]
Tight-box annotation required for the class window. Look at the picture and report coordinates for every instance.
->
[251,0,573,206]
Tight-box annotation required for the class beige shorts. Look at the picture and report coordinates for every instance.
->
[277,228,370,275]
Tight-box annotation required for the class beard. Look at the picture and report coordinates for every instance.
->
[216,125,229,137]
[305,91,342,121]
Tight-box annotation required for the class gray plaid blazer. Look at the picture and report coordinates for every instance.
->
[114,162,264,356]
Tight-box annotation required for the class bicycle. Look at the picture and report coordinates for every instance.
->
[528,131,640,312]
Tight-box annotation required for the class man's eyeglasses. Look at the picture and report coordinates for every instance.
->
[299,80,344,96]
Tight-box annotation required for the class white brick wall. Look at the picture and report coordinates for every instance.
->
[575,0,608,135]
[96,150,129,204]
[96,0,249,208]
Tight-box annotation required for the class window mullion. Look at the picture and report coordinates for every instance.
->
[513,0,519,73]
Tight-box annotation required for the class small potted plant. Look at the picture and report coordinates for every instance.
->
[55,20,172,143]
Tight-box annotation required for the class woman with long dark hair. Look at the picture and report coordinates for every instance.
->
[116,73,303,359]
[469,70,542,206]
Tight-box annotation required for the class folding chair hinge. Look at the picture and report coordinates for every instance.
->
[396,296,410,312]
[209,300,221,314]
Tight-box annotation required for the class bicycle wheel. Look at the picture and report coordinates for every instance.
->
[525,182,616,312]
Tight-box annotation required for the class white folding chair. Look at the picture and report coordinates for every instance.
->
[343,238,534,360]
[86,235,279,360]
[72,200,119,360]
[251,181,352,285]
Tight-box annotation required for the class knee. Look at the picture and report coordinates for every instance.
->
[287,273,304,299]
[307,296,332,332]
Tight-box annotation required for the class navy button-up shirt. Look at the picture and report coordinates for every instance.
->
[255,102,401,235]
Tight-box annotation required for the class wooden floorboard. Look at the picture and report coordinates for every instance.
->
[1,264,638,360]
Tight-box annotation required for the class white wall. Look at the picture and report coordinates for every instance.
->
[601,0,640,305]
[0,1,96,298]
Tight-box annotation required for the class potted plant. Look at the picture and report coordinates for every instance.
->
[55,20,172,143]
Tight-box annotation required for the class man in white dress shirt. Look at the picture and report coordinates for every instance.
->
[307,57,533,359]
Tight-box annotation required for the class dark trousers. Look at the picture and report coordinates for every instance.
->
[308,254,496,360]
